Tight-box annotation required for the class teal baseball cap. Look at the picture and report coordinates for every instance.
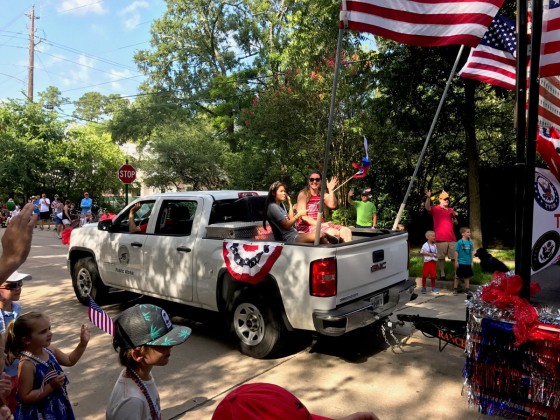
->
[114,304,191,349]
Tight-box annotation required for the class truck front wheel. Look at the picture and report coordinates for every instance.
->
[72,257,109,306]
[230,292,287,359]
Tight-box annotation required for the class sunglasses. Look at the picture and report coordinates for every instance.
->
[0,281,23,290]
[443,197,450,201]
[309,177,321,182]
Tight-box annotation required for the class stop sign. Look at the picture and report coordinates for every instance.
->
[118,164,137,184]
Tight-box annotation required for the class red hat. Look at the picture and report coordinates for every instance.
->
[212,383,331,420]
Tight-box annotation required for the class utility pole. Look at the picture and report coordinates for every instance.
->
[26,5,39,102]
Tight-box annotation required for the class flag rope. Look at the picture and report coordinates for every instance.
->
[391,45,465,231]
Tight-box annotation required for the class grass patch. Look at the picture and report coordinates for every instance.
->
[409,248,514,285]
[486,249,515,261]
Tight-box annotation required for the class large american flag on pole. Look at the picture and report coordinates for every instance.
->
[457,12,560,132]
[88,297,114,335]
[538,77,560,129]
[458,14,516,90]
[339,0,505,47]
[540,0,560,77]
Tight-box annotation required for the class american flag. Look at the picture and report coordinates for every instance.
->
[88,297,114,336]
[538,77,560,129]
[458,14,516,90]
[42,363,60,389]
[457,13,560,132]
[540,0,560,77]
[339,0,505,47]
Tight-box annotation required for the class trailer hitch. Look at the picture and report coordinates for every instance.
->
[396,314,467,352]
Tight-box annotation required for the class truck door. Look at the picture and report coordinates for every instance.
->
[142,198,199,302]
[98,200,156,290]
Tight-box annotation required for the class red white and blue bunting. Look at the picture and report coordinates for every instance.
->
[223,241,283,284]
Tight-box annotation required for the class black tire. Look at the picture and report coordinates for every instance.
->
[230,291,287,359]
[72,257,109,306]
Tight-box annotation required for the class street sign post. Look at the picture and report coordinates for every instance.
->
[119,163,136,206]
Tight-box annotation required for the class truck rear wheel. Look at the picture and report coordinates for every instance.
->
[72,257,109,306]
[230,291,287,359]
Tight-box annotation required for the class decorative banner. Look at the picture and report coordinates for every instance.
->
[223,241,283,284]
[532,168,560,274]
[465,278,560,418]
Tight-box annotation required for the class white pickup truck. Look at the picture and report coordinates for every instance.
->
[67,191,415,358]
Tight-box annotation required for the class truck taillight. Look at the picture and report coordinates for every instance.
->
[310,258,337,297]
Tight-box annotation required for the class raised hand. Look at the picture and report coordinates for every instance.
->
[326,176,338,192]
[80,324,90,345]
[0,202,37,283]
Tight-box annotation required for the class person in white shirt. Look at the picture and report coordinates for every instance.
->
[38,193,51,231]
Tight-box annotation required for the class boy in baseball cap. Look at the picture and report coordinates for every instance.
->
[106,304,191,420]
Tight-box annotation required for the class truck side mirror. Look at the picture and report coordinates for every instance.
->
[98,219,114,232]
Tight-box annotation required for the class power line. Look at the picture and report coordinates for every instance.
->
[0,6,28,32]
[60,74,144,93]
[58,1,105,15]
[38,38,140,73]
[36,50,131,77]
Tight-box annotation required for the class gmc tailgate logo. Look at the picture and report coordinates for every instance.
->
[371,250,386,272]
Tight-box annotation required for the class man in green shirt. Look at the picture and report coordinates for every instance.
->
[348,188,377,228]
[6,199,15,212]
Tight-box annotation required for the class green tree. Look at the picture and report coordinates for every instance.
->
[140,120,230,190]
[0,99,65,199]
[38,86,69,111]
[48,124,126,201]
[73,92,106,122]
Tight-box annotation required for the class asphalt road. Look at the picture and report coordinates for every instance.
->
[3,227,498,420]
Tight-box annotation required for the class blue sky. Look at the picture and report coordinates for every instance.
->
[0,0,166,115]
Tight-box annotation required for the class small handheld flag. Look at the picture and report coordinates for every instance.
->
[352,136,371,179]
[332,136,372,193]
[88,296,114,336]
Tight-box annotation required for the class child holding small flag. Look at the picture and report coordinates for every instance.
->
[5,311,90,419]
[106,304,191,420]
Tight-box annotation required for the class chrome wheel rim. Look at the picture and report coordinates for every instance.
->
[233,303,264,346]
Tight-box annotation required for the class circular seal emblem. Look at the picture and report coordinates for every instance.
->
[531,230,560,271]
[534,173,559,212]
[118,245,130,265]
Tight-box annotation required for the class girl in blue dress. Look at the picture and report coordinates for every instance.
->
[5,312,90,420]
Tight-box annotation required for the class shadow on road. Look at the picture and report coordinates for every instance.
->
[309,324,390,363]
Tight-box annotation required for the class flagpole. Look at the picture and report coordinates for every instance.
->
[519,0,544,300]
[331,175,354,193]
[513,0,529,281]
[391,45,465,230]
[315,27,345,245]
